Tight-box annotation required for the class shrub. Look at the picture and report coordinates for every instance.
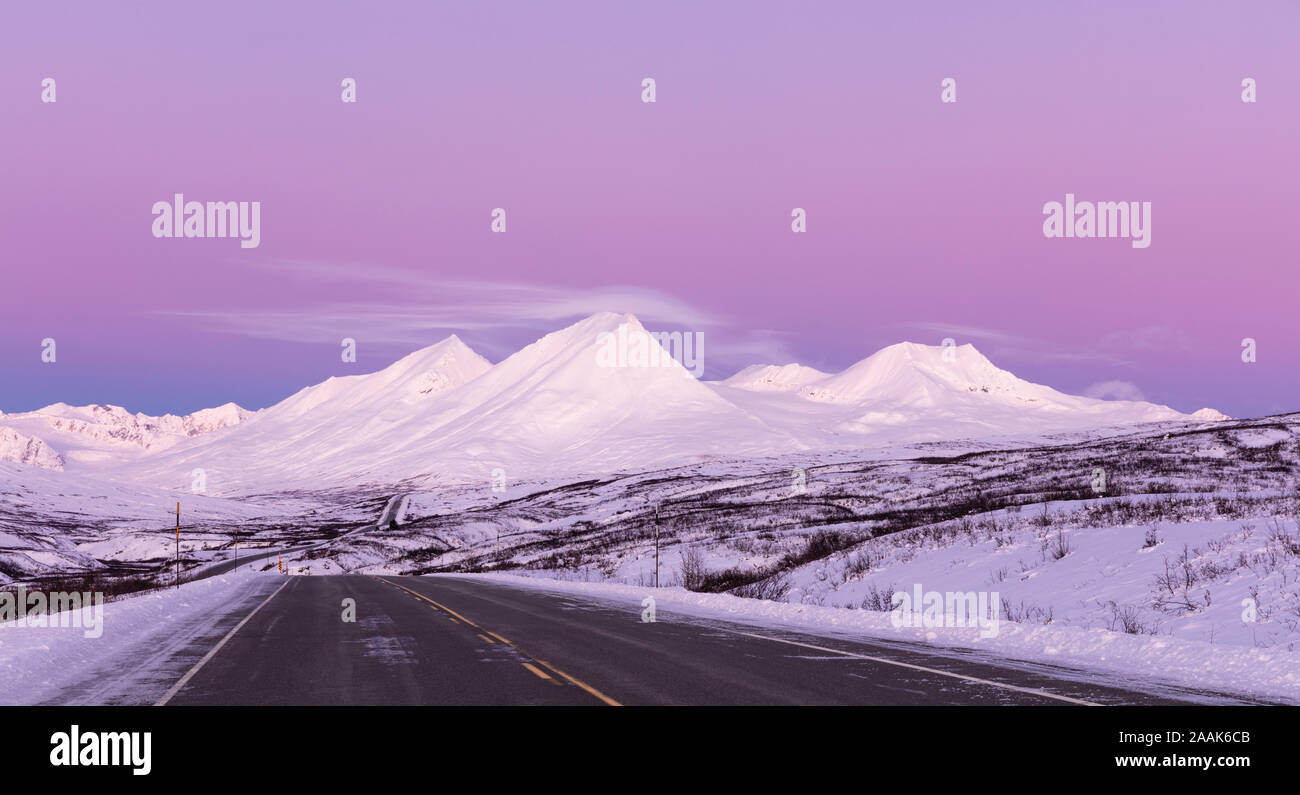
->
[678,545,709,591]
[730,573,792,601]
[860,582,897,612]
[1143,523,1162,549]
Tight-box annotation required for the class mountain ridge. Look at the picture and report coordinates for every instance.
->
[0,314,1228,490]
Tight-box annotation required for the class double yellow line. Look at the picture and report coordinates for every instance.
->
[373,577,621,706]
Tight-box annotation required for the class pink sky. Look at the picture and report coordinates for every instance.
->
[1,1,1296,417]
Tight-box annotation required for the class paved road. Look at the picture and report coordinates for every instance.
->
[156,575,1255,706]
[375,494,408,531]
[187,546,288,580]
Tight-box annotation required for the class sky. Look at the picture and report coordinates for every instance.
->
[1,0,1297,418]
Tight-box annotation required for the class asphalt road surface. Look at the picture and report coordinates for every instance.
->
[152,575,1259,706]
[187,546,289,580]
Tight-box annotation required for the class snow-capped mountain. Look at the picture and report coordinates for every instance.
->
[112,314,801,494]
[262,334,492,423]
[0,401,255,470]
[799,342,1035,405]
[723,363,830,392]
[357,313,800,474]
[0,427,65,470]
[3,313,1227,493]
[713,340,1225,443]
[103,334,495,491]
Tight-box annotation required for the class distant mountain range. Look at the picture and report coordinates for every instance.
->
[0,313,1227,494]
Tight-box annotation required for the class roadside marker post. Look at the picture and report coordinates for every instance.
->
[175,501,180,589]
[654,502,660,588]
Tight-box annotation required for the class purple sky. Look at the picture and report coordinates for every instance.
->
[2,1,1297,418]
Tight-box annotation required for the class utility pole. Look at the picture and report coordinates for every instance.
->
[175,501,180,589]
[654,502,660,588]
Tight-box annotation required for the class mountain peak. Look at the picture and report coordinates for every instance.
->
[798,340,1008,404]
[386,334,489,374]
[872,339,987,362]
[723,363,831,392]
[565,311,646,336]
[272,334,493,418]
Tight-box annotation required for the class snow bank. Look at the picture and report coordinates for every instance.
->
[454,572,1300,704]
[0,565,279,705]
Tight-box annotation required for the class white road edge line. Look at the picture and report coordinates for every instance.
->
[728,630,1100,706]
[154,579,292,706]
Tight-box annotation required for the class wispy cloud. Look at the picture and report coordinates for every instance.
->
[896,321,1036,347]
[163,261,811,378]
[164,260,723,346]
[1083,380,1147,402]
[1099,326,1198,355]
[897,321,1134,366]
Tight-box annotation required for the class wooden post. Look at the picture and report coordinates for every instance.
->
[654,502,660,588]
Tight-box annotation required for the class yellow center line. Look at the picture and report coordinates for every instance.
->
[376,577,489,631]
[372,576,623,706]
[521,663,553,681]
[531,658,623,706]
[476,633,496,645]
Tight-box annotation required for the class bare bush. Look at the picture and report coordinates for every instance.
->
[1152,544,1205,615]
[730,573,792,601]
[678,545,709,592]
[844,551,872,578]
[1267,518,1300,557]
[1000,598,1054,625]
[1045,528,1071,560]
[860,582,897,612]
[1143,522,1162,549]
[1106,601,1158,635]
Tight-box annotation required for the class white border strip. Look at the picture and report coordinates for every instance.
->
[729,630,1099,705]
[155,579,291,706]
